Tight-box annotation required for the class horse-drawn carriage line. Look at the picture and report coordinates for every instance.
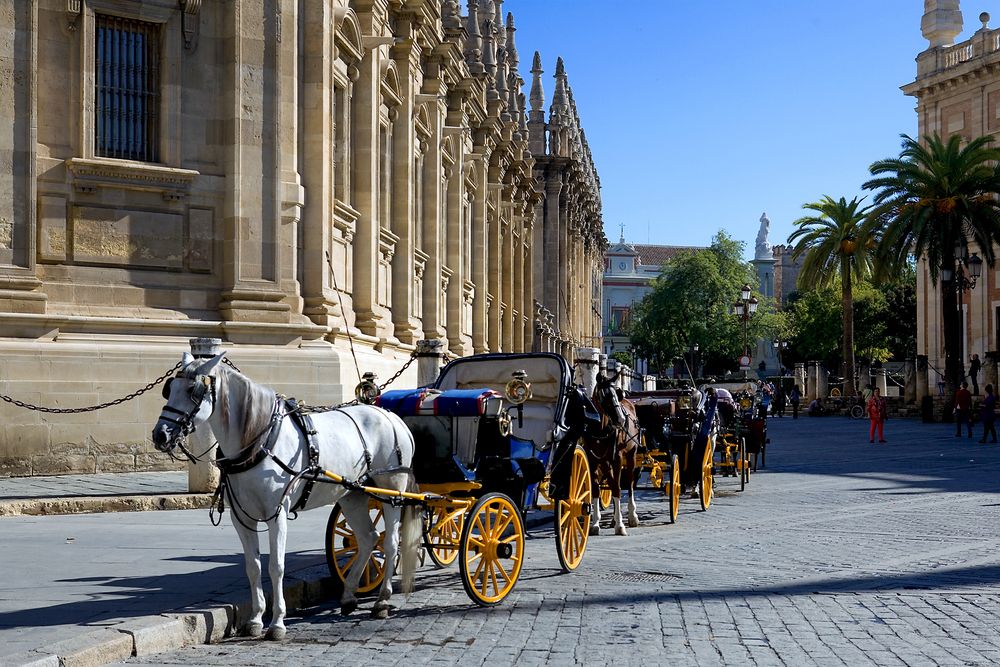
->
[144,346,774,640]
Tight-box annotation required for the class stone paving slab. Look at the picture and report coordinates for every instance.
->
[118,416,1000,666]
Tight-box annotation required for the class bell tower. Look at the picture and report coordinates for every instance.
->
[922,0,963,47]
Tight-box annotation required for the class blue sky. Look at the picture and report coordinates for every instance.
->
[503,0,979,258]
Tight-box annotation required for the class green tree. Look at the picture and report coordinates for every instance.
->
[787,196,874,397]
[630,232,774,376]
[785,287,842,369]
[864,133,1000,394]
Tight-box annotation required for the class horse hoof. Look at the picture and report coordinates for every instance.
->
[244,622,264,638]
[265,626,286,641]
[615,525,628,536]
[589,525,601,536]
[628,517,639,528]
[371,606,390,619]
[341,600,358,616]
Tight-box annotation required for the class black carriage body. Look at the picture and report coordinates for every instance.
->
[379,352,579,507]
[705,381,769,456]
[632,387,724,488]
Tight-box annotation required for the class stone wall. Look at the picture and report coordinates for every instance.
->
[0,0,606,476]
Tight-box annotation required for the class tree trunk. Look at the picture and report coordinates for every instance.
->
[842,271,856,397]
[942,254,964,397]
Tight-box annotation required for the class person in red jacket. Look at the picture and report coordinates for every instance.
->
[954,382,973,438]
[867,386,888,443]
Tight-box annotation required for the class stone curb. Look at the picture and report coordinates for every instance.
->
[6,572,337,667]
[0,494,214,517]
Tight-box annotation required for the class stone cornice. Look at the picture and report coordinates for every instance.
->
[65,158,199,200]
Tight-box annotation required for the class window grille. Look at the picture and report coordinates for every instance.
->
[95,14,160,162]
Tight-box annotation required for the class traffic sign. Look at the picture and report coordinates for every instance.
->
[739,355,751,368]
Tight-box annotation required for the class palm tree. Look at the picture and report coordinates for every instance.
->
[787,196,874,397]
[864,133,1000,395]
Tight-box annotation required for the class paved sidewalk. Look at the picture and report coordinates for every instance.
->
[0,482,333,666]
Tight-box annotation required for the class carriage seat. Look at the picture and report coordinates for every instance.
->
[436,361,566,451]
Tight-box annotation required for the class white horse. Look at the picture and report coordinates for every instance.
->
[151,352,421,639]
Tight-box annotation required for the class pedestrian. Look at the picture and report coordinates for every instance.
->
[954,381,973,438]
[979,383,997,443]
[789,384,801,419]
[773,384,786,417]
[969,354,982,395]
[759,383,772,418]
[867,386,888,443]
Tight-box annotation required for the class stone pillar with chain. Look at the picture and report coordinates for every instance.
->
[188,338,223,493]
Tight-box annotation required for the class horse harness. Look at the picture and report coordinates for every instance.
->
[211,397,407,529]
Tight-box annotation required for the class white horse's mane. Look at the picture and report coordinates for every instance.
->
[215,364,277,447]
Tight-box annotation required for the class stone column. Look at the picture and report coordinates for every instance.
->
[187,338,223,493]
[487,186,502,351]
[794,362,806,397]
[575,347,600,395]
[916,355,929,404]
[390,34,421,345]
[349,41,383,337]
[471,159,489,352]
[218,0,291,323]
[805,362,816,401]
[985,351,999,395]
[874,367,888,395]
[815,364,829,401]
[904,358,916,404]
[416,339,447,387]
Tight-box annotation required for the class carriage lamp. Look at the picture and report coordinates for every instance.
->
[354,371,381,404]
[505,370,532,405]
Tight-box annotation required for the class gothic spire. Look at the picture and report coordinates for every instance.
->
[505,12,519,70]
[551,56,569,122]
[529,51,544,116]
[465,1,483,74]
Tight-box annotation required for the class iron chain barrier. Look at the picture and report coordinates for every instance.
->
[0,361,183,414]
[1,350,419,415]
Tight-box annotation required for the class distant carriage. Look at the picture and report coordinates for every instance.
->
[630,385,719,515]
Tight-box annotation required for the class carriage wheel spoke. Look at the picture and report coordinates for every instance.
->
[494,509,514,536]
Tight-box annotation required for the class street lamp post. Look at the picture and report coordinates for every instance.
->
[941,249,983,385]
[733,284,759,375]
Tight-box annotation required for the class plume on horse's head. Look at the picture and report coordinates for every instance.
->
[214,362,277,447]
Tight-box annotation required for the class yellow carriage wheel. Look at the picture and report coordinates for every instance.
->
[555,445,591,572]
[739,436,749,491]
[599,486,612,510]
[649,462,664,491]
[424,501,465,568]
[669,454,681,524]
[325,499,386,595]
[699,438,714,511]
[459,492,525,606]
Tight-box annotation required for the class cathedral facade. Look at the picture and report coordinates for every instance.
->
[903,1,1000,396]
[0,0,605,476]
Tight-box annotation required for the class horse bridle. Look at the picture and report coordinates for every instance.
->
[157,367,216,453]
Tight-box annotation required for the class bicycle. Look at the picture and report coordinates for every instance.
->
[829,392,866,419]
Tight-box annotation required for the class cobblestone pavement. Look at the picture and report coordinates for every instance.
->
[127,417,1000,666]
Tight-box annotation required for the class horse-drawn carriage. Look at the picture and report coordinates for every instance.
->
[326,352,596,605]
[151,350,595,639]
[630,384,718,516]
[703,380,770,491]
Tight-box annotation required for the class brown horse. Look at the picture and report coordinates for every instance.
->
[585,373,641,535]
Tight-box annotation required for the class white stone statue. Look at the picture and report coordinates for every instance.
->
[755,212,772,260]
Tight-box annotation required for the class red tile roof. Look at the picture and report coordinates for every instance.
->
[631,244,702,268]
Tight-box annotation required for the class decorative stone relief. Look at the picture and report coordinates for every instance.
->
[72,206,185,269]
[180,0,203,50]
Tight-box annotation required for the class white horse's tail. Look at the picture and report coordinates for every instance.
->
[398,474,422,596]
